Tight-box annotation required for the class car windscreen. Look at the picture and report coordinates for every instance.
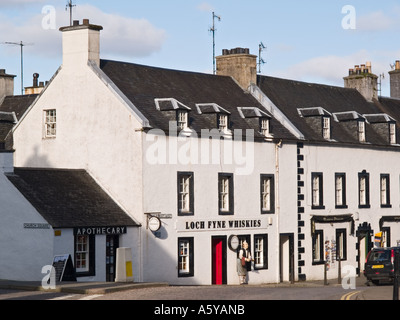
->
[368,250,390,262]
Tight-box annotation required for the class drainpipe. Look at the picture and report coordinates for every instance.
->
[275,139,282,283]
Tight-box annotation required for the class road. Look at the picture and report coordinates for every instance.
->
[0,280,392,301]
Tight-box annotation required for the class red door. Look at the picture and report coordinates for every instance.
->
[212,237,226,285]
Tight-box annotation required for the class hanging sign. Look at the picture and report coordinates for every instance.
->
[148,216,162,232]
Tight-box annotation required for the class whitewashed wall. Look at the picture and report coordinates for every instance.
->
[141,133,298,285]
[0,153,54,281]
[301,144,400,280]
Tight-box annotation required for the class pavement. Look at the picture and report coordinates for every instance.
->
[0,279,169,295]
[0,276,397,300]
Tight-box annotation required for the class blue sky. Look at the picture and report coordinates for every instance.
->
[1,0,400,96]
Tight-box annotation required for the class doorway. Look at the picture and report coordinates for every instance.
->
[106,235,119,282]
[212,236,227,285]
[356,223,373,276]
[280,233,294,283]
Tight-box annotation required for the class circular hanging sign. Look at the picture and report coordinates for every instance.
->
[148,216,161,232]
[228,235,240,251]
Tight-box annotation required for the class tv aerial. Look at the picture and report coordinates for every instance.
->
[66,0,77,26]
[1,41,34,95]
[209,12,221,75]
[258,42,267,74]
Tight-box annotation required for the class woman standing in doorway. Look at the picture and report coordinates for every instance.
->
[237,241,252,284]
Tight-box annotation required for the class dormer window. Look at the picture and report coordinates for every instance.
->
[322,117,330,140]
[390,123,396,145]
[237,107,273,139]
[358,120,366,142]
[177,110,188,130]
[297,107,332,141]
[218,114,229,133]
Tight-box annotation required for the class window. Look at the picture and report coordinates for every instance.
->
[335,173,347,208]
[177,111,188,130]
[336,229,347,261]
[178,238,194,277]
[380,174,391,208]
[312,230,324,264]
[260,118,270,137]
[75,235,89,272]
[390,123,396,145]
[260,174,275,214]
[322,117,330,139]
[177,172,194,216]
[358,171,370,208]
[74,235,95,276]
[254,234,268,270]
[218,173,234,215]
[218,114,229,133]
[358,121,366,142]
[311,173,324,209]
[44,109,56,138]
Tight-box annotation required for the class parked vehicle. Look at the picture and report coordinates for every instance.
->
[364,247,400,285]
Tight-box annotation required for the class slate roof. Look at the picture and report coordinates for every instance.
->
[100,60,296,141]
[6,168,139,229]
[0,95,38,150]
[257,75,398,146]
[0,95,37,120]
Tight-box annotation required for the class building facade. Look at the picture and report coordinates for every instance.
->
[4,19,400,285]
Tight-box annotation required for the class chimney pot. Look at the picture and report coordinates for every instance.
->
[396,60,400,71]
[73,20,79,26]
[0,69,5,75]
[33,73,39,87]
[83,19,90,26]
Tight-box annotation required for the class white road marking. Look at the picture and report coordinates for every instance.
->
[49,294,78,300]
[79,294,104,300]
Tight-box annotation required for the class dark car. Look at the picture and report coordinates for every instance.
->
[364,247,400,285]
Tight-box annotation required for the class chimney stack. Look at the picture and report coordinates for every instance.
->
[24,73,45,95]
[344,62,378,101]
[389,60,400,99]
[0,69,16,102]
[216,48,257,91]
[59,19,103,68]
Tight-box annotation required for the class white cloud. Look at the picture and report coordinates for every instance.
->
[276,50,375,85]
[74,5,167,58]
[197,2,214,12]
[0,4,166,60]
[356,11,396,32]
[0,0,47,8]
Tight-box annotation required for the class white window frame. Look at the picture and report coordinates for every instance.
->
[44,109,57,138]
[359,176,367,206]
[178,240,190,275]
[390,123,396,145]
[75,235,89,273]
[335,175,343,206]
[322,117,330,139]
[218,114,228,133]
[358,121,366,142]
[179,175,190,212]
[260,118,270,137]
[313,230,323,263]
[177,110,188,130]
[254,237,264,268]
[262,178,271,212]
[219,176,230,212]
[380,174,391,207]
